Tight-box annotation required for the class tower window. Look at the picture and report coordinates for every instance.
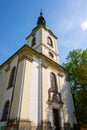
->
[7,67,16,89]
[49,52,54,58]
[31,37,36,47]
[47,37,53,47]
[50,73,57,92]
[2,101,10,121]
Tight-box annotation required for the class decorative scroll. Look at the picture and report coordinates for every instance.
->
[19,52,34,62]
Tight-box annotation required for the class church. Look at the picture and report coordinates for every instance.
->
[0,11,77,130]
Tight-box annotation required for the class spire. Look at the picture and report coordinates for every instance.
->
[37,10,46,26]
[40,9,43,16]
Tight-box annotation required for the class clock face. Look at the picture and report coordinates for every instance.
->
[47,37,53,47]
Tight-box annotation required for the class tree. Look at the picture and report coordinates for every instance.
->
[64,49,87,127]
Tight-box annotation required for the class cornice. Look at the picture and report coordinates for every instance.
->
[0,44,69,76]
[26,25,57,40]
[19,52,34,63]
[34,43,59,56]
[5,63,11,72]
[58,72,64,77]
[41,62,48,69]
[40,54,69,75]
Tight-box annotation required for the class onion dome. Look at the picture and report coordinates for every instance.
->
[37,10,46,26]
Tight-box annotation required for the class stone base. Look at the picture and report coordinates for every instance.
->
[18,120,31,130]
[2,125,18,130]
[42,121,52,130]
[18,120,53,130]
[64,123,74,130]
[60,127,64,130]
[2,120,55,130]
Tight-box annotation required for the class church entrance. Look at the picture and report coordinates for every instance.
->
[53,109,60,130]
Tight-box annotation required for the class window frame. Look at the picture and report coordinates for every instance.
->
[47,37,53,47]
[49,52,54,58]
[31,37,36,47]
[2,101,10,121]
[50,72,58,92]
[7,67,16,89]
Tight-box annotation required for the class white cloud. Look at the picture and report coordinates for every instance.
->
[81,20,87,30]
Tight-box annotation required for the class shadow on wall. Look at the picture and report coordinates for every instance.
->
[61,80,79,130]
[1,123,79,130]
[1,121,53,130]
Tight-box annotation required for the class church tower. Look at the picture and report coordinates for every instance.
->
[26,11,60,63]
[0,11,77,130]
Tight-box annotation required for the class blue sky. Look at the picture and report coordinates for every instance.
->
[0,0,87,65]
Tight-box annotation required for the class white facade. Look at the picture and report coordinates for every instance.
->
[0,13,77,130]
[26,26,59,64]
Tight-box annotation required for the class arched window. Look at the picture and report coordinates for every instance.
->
[31,37,36,47]
[47,37,53,47]
[2,101,10,121]
[50,73,57,92]
[49,52,54,58]
[7,67,16,89]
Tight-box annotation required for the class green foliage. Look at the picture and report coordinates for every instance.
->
[64,49,87,126]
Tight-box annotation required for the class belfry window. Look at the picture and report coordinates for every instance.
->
[7,67,16,89]
[31,37,36,47]
[2,101,10,121]
[50,73,57,92]
[49,52,54,58]
[47,37,53,47]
